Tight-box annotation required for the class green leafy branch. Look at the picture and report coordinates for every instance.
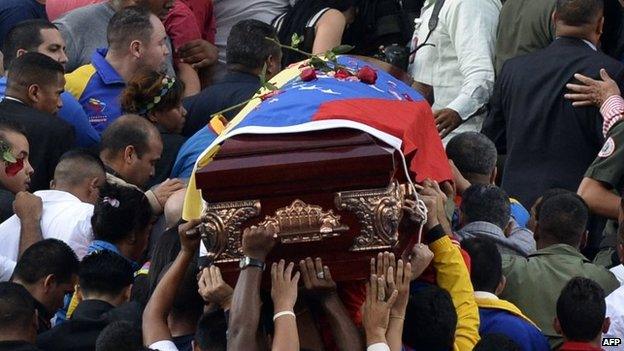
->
[265,34,355,74]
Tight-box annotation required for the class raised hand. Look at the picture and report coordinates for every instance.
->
[271,260,300,313]
[178,219,202,254]
[410,243,434,280]
[242,223,277,261]
[198,266,234,310]
[362,274,398,346]
[300,257,337,300]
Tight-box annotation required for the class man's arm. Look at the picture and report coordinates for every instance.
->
[441,0,499,130]
[14,192,42,257]
[176,63,201,96]
[271,260,300,351]
[227,224,276,351]
[429,230,480,351]
[419,193,479,351]
[481,73,506,153]
[142,220,201,348]
[578,177,620,219]
[300,257,364,351]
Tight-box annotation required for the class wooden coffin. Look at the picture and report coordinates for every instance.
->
[195,128,421,285]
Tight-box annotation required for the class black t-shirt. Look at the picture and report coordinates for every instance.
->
[0,341,42,351]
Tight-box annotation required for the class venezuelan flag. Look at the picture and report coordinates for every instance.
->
[182,56,451,220]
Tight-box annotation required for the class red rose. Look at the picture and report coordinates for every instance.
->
[334,68,351,79]
[5,158,24,177]
[300,68,317,82]
[357,66,377,84]
[260,90,282,101]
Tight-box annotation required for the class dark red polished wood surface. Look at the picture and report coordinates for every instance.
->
[195,129,418,285]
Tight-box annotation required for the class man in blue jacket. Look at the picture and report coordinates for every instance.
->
[462,237,550,351]
[1,19,99,148]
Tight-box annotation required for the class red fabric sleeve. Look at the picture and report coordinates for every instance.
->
[163,0,202,58]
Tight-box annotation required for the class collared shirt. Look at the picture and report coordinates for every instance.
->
[611,264,624,285]
[408,0,501,141]
[559,342,603,351]
[474,291,551,351]
[0,76,99,148]
[54,2,175,75]
[474,291,498,300]
[455,221,536,256]
[606,285,624,351]
[65,48,125,133]
[0,190,94,261]
[501,244,619,348]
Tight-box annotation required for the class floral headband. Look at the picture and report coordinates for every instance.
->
[137,76,176,116]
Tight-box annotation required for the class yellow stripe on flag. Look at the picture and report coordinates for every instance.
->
[181,64,304,220]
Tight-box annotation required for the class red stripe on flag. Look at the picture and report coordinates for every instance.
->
[313,98,452,183]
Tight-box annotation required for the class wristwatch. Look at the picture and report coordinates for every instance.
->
[239,256,265,271]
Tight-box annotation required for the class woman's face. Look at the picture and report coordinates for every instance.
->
[151,104,187,134]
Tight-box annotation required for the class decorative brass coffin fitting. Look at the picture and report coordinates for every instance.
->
[200,200,261,263]
[335,180,405,252]
[258,199,349,244]
[200,181,407,263]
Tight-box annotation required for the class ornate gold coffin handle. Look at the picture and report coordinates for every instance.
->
[200,180,414,263]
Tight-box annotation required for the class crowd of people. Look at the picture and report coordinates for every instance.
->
[0,0,623,350]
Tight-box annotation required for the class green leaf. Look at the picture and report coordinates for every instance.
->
[2,151,15,164]
[331,45,354,55]
[325,50,336,61]
[264,82,279,91]
[259,63,268,85]
[291,33,303,48]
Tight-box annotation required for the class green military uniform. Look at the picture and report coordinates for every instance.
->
[585,122,624,267]
[501,244,619,349]
[494,0,556,74]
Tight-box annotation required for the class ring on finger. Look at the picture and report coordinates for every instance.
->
[316,271,325,279]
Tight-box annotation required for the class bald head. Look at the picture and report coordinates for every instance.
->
[52,150,106,204]
[100,115,163,188]
[100,114,160,159]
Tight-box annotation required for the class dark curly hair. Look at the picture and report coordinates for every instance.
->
[91,183,152,244]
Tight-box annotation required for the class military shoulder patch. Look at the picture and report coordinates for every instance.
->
[599,137,616,158]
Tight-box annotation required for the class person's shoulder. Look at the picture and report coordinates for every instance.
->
[65,63,97,80]
[0,0,33,11]
[55,2,108,25]
[481,308,539,333]
[317,8,346,27]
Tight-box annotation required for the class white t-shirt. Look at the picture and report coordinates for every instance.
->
[606,285,624,351]
[0,190,94,261]
[0,255,16,282]
[213,0,291,62]
[149,340,179,351]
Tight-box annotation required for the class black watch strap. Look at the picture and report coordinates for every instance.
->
[239,256,265,271]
